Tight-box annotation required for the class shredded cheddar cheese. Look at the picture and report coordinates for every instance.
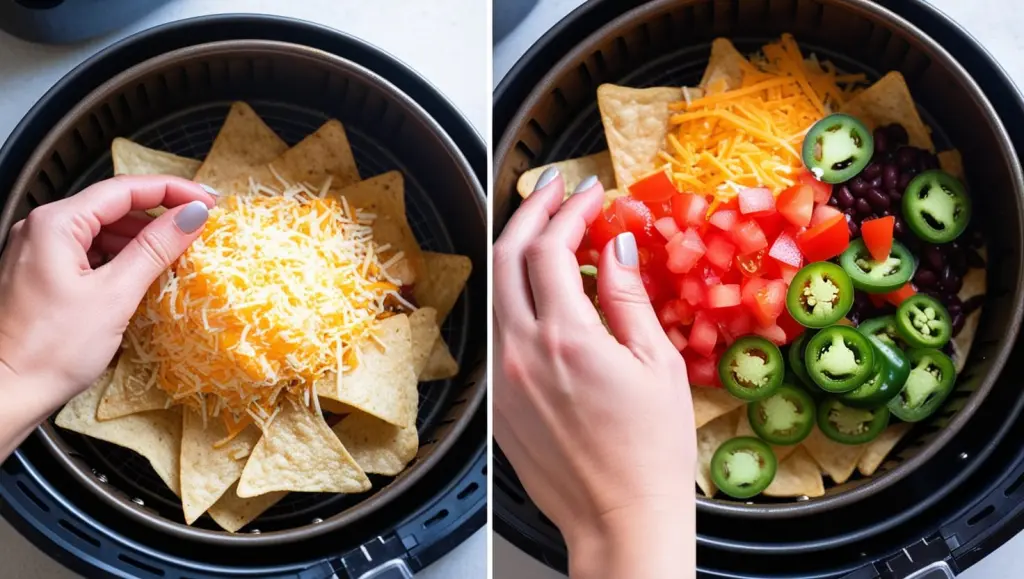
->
[664,34,865,200]
[125,179,402,438]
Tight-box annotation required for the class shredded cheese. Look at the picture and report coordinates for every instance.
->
[125,178,403,438]
[664,34,865,199]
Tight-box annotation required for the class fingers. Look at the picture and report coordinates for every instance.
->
[99,201,210,301]
[493,167,565,331]
[102,212,154,239]
[597,232,676,364]
[524,177,605,323]
[93,231,133,256]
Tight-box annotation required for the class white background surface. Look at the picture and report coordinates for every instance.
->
[0,0,487,578]
[493,0,1024,577]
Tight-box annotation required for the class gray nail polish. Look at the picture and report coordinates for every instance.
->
[199,183,220,197]
[534,166,559,191]
[573,175,599,195]
[614,232,638,268]
[175,200,209,234]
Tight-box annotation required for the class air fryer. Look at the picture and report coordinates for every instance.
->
[493,0,1024,577]
[0,0,170,44]
[0,15,486,578]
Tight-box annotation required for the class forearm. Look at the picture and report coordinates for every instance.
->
[0,365,52,462]
[567,492,697,579]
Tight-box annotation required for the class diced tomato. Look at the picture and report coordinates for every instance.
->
[654,216,681,241]
[746,279,787,328]
[629,170,677,202]
[755,211,787,241]
[639,269,662,304]
[768,230,803,268]
[658,301,680,326]
[734,248,778,278]
[674,299,695,325]
[885,283,917,306]
[666,229,706,273]
[722,307,754,338]
[810,205,843,227]
[720,267,744,285]
[576,247,600,267]
[701,264,722,286]
[587,208,625,251]
[862,216,895,262]
[777,183,814,227]
[648,200,674,219]
[778,263,800,285]
[666,325,688,352]
[731,220,769,254]
[672,193,710,229]
[684,350,722,388]
[704,232,737,271]
[679,272,707,306]
[776,308,805,342]
[797,214,849,262]
[707,284,741,309]
[613,197,658,246]
[753,324,787,345]
[688,311,719,357]
[738,187,775,217]
[868,293,888,308]
[797,168,833,204]
[709,209,739,231]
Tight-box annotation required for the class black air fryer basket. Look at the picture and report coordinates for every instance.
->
[494,1,1024,577]
[0,16,486,579]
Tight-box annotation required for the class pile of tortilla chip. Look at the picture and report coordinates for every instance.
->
[515,38,987,500]
[56,102,473,532]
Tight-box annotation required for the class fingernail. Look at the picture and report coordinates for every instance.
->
[573,175,598,195]
[199,183,220,197]
[614,232,638,268]
[174,200,209,234]
[534,167,559,191]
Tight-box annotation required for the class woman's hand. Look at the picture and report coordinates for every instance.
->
[0,175,214,458]
[493,169,697,578]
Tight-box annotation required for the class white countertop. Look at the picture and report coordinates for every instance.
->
[0,1,486,578]
[493,0,1024,577]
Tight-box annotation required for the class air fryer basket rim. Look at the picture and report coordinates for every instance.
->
[493,0,1024,520]
[4,39,485,546]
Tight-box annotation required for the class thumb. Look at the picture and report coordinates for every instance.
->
[102,200,209,300]
[597,232,675,363]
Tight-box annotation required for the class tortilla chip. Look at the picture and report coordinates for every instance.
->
[193,102,288,196]
[597,84,681,189]
[763,447,825,498]
[858,423,912,476]
[56,370,182,495]
[419,338,460,381]
[700,39,748,93]
[696,408,742,497]
[255,119,361,190]
[319,314,417,427]
[207,482,286,533]
[237,399,371,497]
[331,412,418,476]
[409,307,441,377]
[938,150,964,180]
[180,409,262,525]
[112,138,201,179]
[96,350,169,420]
[735,410,795,463]
[415,252,472,323]
[335,171,424,285]
[692,387,745,429]
[516,152,616,199]
[319,398,357,415]
[953,259,986,373]
[801,427,866,484]
[840,72,934,151]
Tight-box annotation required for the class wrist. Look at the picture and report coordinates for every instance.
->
[0,364,52,460]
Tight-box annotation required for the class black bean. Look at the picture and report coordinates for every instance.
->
[850,176,869,195]
[947,276,963,294]
[868,176,882,190]
[888,188,903,202]
[887,124,909,146]
[952,311,965,336]
[905,166,919,178]
[828,195,839,207]
[968,230,986,248]
[966,247,986,268]
[945,295,963,311]
[896,147,918,169]
[897,172,913,191]
[947,303,963,318]
[942,341,955,356]
[914,269,938,289]
[836,185,855,209]
[848,220,860,238]
[949,247,968,276]
[894,216,907,237]
[922,153,940,171]
[867,189,890,211]
[963,294,986,315]
[856,198,873,216]
[924,245,945,271]
[874,127,890,153]
[880,151,895,164]
[882,165,899,190]
[881,208,893,217]
[863,162,882,180]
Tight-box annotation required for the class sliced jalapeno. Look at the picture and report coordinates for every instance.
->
[857,315,908,351]
[818,397,890,445]
[718,336,784,401]
[895,294,953,349]
[802,114,874,184]
[805,325,875,393]
[840,335,910,408]
[710,437,778,499]
[887,348,956,422]
[787,331,816,388]
[839,239,916,293]
[786,262,854,329]
[748,384,816,445]
[902,170,971,243]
